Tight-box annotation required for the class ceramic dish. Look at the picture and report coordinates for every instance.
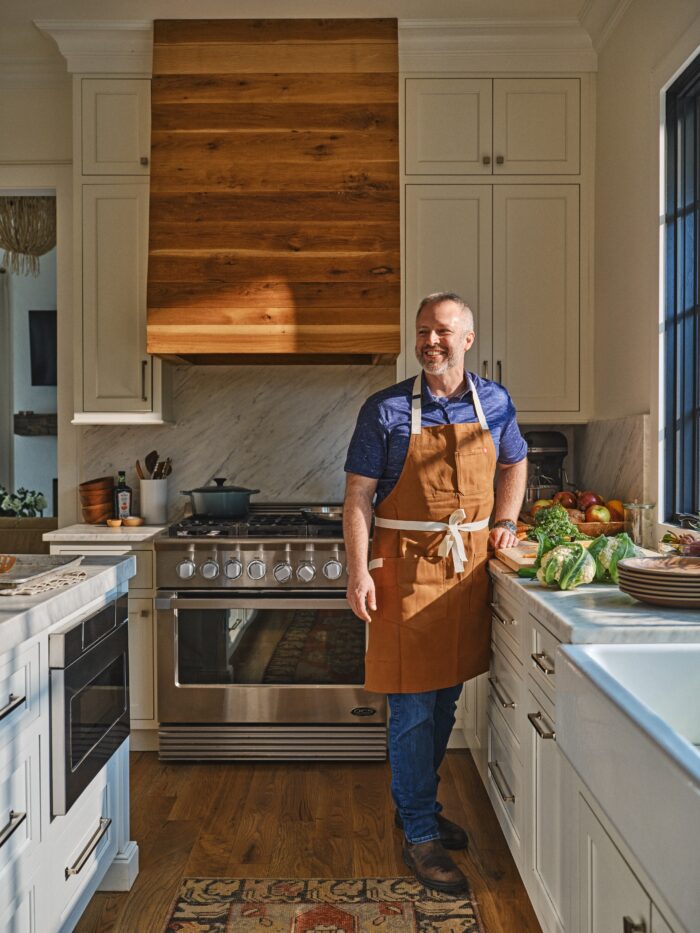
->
[618,556,700,576]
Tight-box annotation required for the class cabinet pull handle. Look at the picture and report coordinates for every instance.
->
[0,692,25,721]
[487,761,515,802]
[141,359,148,401]
[528,710,556,740]
[490,602,516,626]
[65,817,111,878]
[497,359,502,383]
[531,651,555,675]
[496,155,505,165]
[0,810,27,849]
[622,919,646,933]
[140,156,149,166]
[482,155,491,165]
[489,676,516,709]
[482,360,489,378]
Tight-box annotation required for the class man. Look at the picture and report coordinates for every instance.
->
[343,292,527,895]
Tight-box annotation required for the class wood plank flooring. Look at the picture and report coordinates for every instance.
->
[75,750,541,933]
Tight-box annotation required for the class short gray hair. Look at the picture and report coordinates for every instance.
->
[416,291,474,334]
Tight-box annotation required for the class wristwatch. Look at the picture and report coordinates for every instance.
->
[493,519,518,534]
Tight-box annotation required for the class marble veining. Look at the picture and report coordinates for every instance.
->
[81,365,393,520]
[574,413,649,501]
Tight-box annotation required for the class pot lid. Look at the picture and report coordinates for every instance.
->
[181,479,260,495]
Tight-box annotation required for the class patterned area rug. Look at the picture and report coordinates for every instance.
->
[164,878,484,932]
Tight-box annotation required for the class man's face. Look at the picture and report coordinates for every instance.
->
[414,301,475,375]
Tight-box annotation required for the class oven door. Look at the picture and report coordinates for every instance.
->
[156,591,386,725]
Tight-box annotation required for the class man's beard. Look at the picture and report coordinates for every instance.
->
[415,345,462,375]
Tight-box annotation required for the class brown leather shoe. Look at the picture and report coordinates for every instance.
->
[394,810,469,851]
[402,838,470,895]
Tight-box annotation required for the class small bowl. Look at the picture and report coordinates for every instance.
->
[122,516,144,526]
[106,518,122,528]
[79,476,114,492]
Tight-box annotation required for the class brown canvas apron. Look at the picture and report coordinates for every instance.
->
[365,374,496,694]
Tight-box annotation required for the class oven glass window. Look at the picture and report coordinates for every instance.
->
[177,607,365,685]
[70,655,127,770]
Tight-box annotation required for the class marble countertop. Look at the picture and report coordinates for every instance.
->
[0,555,136,655]
[43,523,167,543]
[490,560,700,643]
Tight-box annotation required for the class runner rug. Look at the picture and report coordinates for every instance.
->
[164,877,484,932]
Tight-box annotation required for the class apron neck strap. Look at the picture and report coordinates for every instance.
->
[411,373,491,434]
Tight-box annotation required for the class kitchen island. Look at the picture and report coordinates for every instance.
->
[474,561,700,933]
[0,555,138,933]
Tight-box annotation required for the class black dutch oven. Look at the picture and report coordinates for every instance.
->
[181,478,260,518]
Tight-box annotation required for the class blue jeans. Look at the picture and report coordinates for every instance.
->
[387,683,463,844]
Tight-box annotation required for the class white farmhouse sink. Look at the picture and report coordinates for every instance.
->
[557,643,700,932]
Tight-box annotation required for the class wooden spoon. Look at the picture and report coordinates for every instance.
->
[0,554,17,574]
[144,450,158,477]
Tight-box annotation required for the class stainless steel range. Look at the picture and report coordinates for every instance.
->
[154,504,386,761]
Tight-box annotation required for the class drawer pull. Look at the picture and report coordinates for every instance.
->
[65,817,111,878]
[487,760,515,803]
[531,651,555,675]
[490,603,516,627]
[0,810,27,848]
[623,919,646,933]
[528,711,556,740]
[0,692,25,721]
[488,676,516,709]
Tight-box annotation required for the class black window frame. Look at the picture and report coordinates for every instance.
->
[664,54,700,523]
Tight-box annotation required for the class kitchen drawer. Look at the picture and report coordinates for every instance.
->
[0,885,35,933]
[528,615,558,699]
[44,758,117,928]
[487,712,523,861]
[490,584,526,661]
[0,641,41,751]
[49,544,153,591]
[488,638,523,757]
[0,730,41,898]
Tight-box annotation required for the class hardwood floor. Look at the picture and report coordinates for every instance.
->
[75,750,541,932]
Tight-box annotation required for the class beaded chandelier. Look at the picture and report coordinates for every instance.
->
[0,196,56,276]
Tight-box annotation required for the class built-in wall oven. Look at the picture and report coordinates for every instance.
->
[49,595,130,815]
[155,510,387,760]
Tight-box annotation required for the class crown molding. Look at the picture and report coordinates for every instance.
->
[398,18,596,73]
[34,20,153,74]
[578,0,635,52]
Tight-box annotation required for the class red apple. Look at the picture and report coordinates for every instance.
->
[531,499,553,517]
[606,499,625,521]
[585,504,611,523]
[566,508,586,523]
[553,490,577,509]
[577,490,605,511]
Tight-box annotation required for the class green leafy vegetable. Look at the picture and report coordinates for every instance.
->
[536,543,596,591]
[527,504,588,547]
[589,533,643,583]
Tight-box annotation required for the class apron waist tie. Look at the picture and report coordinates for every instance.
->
[370,509,489,573]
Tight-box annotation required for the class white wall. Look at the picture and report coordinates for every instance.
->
[0,85,71,164]
[9,245,57,513]
[593,0,700,420]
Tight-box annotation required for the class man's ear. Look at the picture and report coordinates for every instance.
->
[464,331,476,352]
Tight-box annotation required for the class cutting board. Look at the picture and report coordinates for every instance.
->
[495,542,539,571]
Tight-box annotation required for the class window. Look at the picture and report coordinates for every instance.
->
[664,55,700,522]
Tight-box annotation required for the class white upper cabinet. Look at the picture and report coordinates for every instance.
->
[405,77,580,176]
[81,79,151,176]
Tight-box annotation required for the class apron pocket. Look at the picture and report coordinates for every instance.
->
[372,556,447,628]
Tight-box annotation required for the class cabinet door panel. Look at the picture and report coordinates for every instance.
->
[579,795,650,933]
[128,598,155,724]
[82,79,150,176]
[493,79,580,175]
[493,185,579,411]
[405,185,492,379]
[405,79,492,175]
[82,184,151,412]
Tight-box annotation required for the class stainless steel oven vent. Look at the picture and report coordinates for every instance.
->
[158,725,387,761]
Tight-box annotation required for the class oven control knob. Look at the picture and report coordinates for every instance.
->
[201,559,220,580]
[176,558,196,580]
[322,559,343,581]
[273,562,293,583]
[247,559,267,580]
[297,561,316,583]
[224,558,243,580]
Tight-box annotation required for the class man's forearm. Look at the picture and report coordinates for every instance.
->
[493,458,527,523]
[343,489,373,577]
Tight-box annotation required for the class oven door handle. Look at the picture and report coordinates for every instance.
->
[156,596,349,611]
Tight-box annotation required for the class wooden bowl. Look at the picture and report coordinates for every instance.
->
[122,516,144,526]
[574,521,625,537]
[81,502,113,524]
[79,476,114,492]
[79,488,113,507]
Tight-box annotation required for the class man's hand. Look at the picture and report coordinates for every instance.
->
[347,570,377,623]
[488,526,519,551]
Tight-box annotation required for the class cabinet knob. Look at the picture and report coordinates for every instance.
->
[140,156,149,166]
[622,919,646,933]
[496,155,505,165]
[482,155,491,165]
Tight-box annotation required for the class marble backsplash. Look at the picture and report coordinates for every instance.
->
[573,413,650,502]
[81,365,393,520]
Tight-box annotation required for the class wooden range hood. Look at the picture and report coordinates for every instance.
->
[147,19,400,365]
